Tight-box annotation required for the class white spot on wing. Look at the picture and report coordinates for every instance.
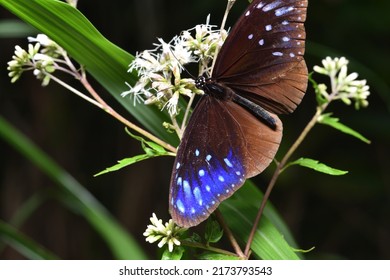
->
[275,6,294,17]
[218,175,225,182]
[256,2,265,9]
[198,169,205,177]
[183,180,191,197]
[245,10,250,16]
[176,199,185,213]
[224,158,233,168]
[206,154,212,161]
[193,187,202,206]
[282,36,290,42]
[262,0,282,12]
[259,39,265,46]
[195,149,200,156]
[248,33,254,40]
[176,162,180,169]
[265,24,272,31]
[272,51,283,57]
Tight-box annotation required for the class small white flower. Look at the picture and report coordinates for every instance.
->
[123,16,226,117]
[143,213,186,252]
[7,36,62,85]
[313,57,370,109]
[165,91,180,116]
[28,34,52,47]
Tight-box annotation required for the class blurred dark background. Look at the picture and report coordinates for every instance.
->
[1,0,389,259]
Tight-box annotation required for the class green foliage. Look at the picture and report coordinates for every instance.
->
[161,246,185,260]
[198,253,241,260]
[204,219,224,244]
[219,182,300,260]
[95,130,172,176]
[0,220,58,260]
[0,0,176,145]
[0,19,36,37]
[0,115,146,260]
[284,158,348,176]
[318,113,371,144]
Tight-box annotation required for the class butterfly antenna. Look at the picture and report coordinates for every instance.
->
[168,47,196,80]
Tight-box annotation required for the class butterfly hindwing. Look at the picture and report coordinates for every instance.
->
[169,96,282,227]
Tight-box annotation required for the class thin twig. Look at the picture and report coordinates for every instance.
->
[49,70,177,153]
[180,240,239,258]
[244,107,324,257]
[215,210,246,259]
[79,75,177,153]
[48,74,103,108]
[180,93,196,133]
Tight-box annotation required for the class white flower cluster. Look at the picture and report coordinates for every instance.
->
[122,17,226,117]
[143,213,187,252]
[313,57,370,109]
[7,34,62,86]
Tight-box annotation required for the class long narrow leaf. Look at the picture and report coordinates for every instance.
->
[0,0,177,145]
[219,181,300,260]
[0,115,147,260]
[0,219,58,260]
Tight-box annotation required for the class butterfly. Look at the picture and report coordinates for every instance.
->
[169,0,308,228]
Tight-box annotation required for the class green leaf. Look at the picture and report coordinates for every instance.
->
[0,0,178,146]
[161,246,185,260]
[95,131,172,176]
[0,115,147,260]
[204,219,224,244]
[318,113,371,144]
[94,154,152,176]
[125,129,170,155]
[198,253,240,260]
[0,19,37,37]
[185,232,202,243]
[219,181,300,260]
[0,219,58,260]
[285,158,348,176]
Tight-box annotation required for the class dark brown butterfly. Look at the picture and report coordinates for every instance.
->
[169,0,308,227]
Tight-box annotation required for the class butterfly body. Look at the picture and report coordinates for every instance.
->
[196,76,277,128]
[169,0,308,228]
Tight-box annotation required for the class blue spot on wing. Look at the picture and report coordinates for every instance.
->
[171,149,246,222]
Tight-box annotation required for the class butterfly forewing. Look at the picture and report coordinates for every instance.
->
[169,0,308,228]
[169,96,282,227]
[213,0,308,114]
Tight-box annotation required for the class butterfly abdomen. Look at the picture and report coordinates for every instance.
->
[197,76,277,129]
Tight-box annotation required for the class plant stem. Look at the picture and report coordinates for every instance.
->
[215,210,246,259]
[244,106,325,257]
[49,72,176,153]
[181,93,196,134]
[80,75,177,153]
[180,240,240,258]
